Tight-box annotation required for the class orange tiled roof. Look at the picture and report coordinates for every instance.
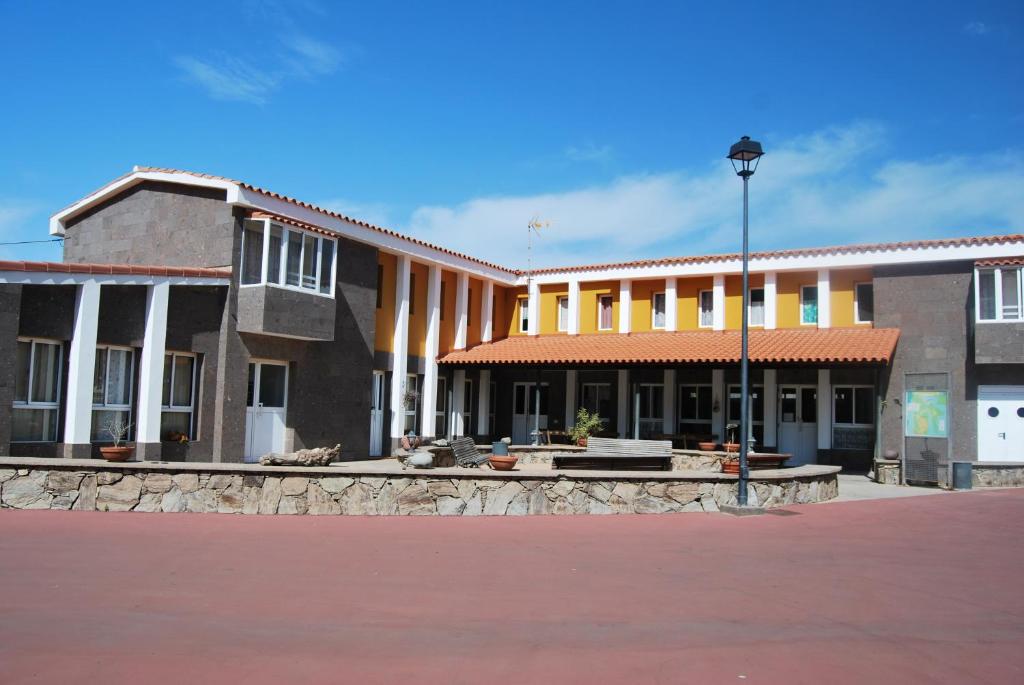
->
[0,260,231,279]
[976,256,1024,267]
[438,328,900,366]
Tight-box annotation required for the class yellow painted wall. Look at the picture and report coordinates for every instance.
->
[493,285,513,340]
[829,267,873,327]
[539,284,569,335]
[375,253,396,354]
[724,273,765,330]
[777,271,817,328]
[438,270,457,353]
[579,281,619,334]
[467,278,483,347]
[676,276,713,330]
[630,280,663,333]
[504,286,528,337]
[408,262,428,357]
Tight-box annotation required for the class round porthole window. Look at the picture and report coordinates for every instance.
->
[1018,407,1024,418]
[987,407,999,418]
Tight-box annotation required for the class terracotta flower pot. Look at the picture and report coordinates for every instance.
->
[722,458,740,474]
[577,437,587,447]
[489,455,519,471]
[724,442,740,453]
[100,446,134,462]
[697,441,717,452]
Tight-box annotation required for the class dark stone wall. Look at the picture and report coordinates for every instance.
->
[17,285,76,340]
[97,286,146,347]
[237,285,336,341]
[0,284,22,454]
[63,181,235,268]
[975,321,1024,364]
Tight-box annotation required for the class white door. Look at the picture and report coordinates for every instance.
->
[977,386,1024,462]
[244,361,288,462]
[778,386,818,466]
[512,382,548,444]
[369,371,385,457]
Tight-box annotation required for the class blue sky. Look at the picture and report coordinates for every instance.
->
[1,0,1022,268]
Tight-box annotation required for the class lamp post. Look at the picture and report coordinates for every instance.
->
[727,136,764,507]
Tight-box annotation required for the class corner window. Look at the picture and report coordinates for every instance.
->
[749,288,765,327]
[800,285,818,325]
[699,290,714,328]
[976,267,1023,322]
[598,295,613,331]
[833,386,874,426]
[855,282,874,323]
[161,353,197,441]
[557,296,569,332]
[92,346,135,442]
[518,296,530,333]
[240,218,336,297]
[12,339,62,442]
[652,292,666,329]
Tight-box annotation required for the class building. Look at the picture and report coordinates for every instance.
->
[1,167,1022,481]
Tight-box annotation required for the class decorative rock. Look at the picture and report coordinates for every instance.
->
[2,473,52,509]
[280,477,309,496]
[143,473,174,494]
[173,473,200,493]
[259,444,341,466]
[258,477,283,514]
[96,475,143,512]
[398,483,436,515]
[431,439,449,447]
[96,472,122,485]
[306,484,340,515]
[320,476,355,494]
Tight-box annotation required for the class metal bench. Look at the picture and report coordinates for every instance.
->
[553,437,674,471]
[451,437,490,468]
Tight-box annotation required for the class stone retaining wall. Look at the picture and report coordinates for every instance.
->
[970,463,1024,488]
[439,447,728,472]
[0,461,838,515]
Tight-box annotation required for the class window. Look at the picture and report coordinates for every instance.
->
[240,218,337,296]
[637,384,664,438]
[976,267,1023,322]
[855,282,874,323]
[518,297,529,333]
[461,379,473,436]
[833,386,874,426]
[699,290,714,328]
[403,374,418,434]
[557,296,569,332]
[92,346,135,442]
[727,384,764,445]
[12,339,62,442]
[161,353,197,440]
[749,288,765,327]
[376,263,384,309]
[598,295,613,330]
[580,383,612,424]
[435,377,447,438]
[800,285,818,325]
[652,292,666,329]
[678,384,713,434]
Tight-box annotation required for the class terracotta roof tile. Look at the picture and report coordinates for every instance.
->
[0,260,231,280]
[438,328,900,366]
[976,256,1024,267]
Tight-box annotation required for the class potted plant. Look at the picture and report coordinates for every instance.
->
[723,423,740,453]
[402,383,419,410]
[568,408,604,446]
[697,438,717,452]
[488,453,519,470]
[99,417,135,462]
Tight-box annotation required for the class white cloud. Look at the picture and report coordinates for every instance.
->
[565,142,612,162]
[964,21,990,36]
[282,35,343,78]
[403,123,1024,270]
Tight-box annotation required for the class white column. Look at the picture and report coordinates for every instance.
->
[712,274,726,331]
[420,265,441,438]
[711,368,725,442]
[662,369,676,434]
[665,277,677,332]
[135,282,170,452]
[477,369,490,436]
[762,369,777,449]
[454,272,469,349]
[567,280,580,335]
[481,280,494,343]
[817,368,831,451]
[389,256,411,440]
[618,280,632,334]
[451,369,466,436]
[764,271,777,330]
[817,269,831,329]
[527,280,540,336]
[565,370,578,429]
[63,280,101,453]
[617,369,629,438]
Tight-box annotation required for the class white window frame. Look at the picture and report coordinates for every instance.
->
[832,385,874,427]
[678,383,713,431]
[800,285,818,325]
[597,295,614,331]
[404,373,419,435]
[240,218,337,298]
[557,296,569,332]
[854,282,874,324]
[161,351,198,440]
[652,291,666,329]
[435,376,447,438]
[518,296,529,333]
[975,266,1023,323]
[92,345,136,442]
[698,290,714,328]
[12,337,63,443]
[748,287,765,327]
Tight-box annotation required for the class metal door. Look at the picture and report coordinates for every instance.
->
[777,386,818,466]
[369,370,385,457]
[977,386,1024,462]
[244,361,288,462]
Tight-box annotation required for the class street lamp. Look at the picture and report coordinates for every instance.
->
[727,135,764,507]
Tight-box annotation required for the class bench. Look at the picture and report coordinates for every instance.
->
[451,437,491,468]
[722,453,790,473]
[553,437,674,471]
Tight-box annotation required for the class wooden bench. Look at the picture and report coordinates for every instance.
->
[451,437,491,468]
[553,437,674,471]
[722,453,791,473]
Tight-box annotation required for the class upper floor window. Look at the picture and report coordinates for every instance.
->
[977,267,1022,322]
[855,282,874,323]
[518,296,529,333]
[241,219,336,297]
[12,338,62,442]
[162,352,197,441]
[749,288,765,327]
[698,290,714,328]
[598,295,614,330]
[652,292,666,329]
[557,296,569,332]
[800,285,818,325]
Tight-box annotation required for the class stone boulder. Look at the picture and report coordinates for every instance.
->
[259,444,341,467]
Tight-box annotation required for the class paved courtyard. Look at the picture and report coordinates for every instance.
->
[1,489,1021,684]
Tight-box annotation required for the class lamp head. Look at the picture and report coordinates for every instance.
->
[727,136,764,177]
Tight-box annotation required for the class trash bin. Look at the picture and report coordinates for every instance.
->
[951,462,972,490]
[491,441,509,456]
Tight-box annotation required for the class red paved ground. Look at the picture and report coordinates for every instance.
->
[1,490,1022,684]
